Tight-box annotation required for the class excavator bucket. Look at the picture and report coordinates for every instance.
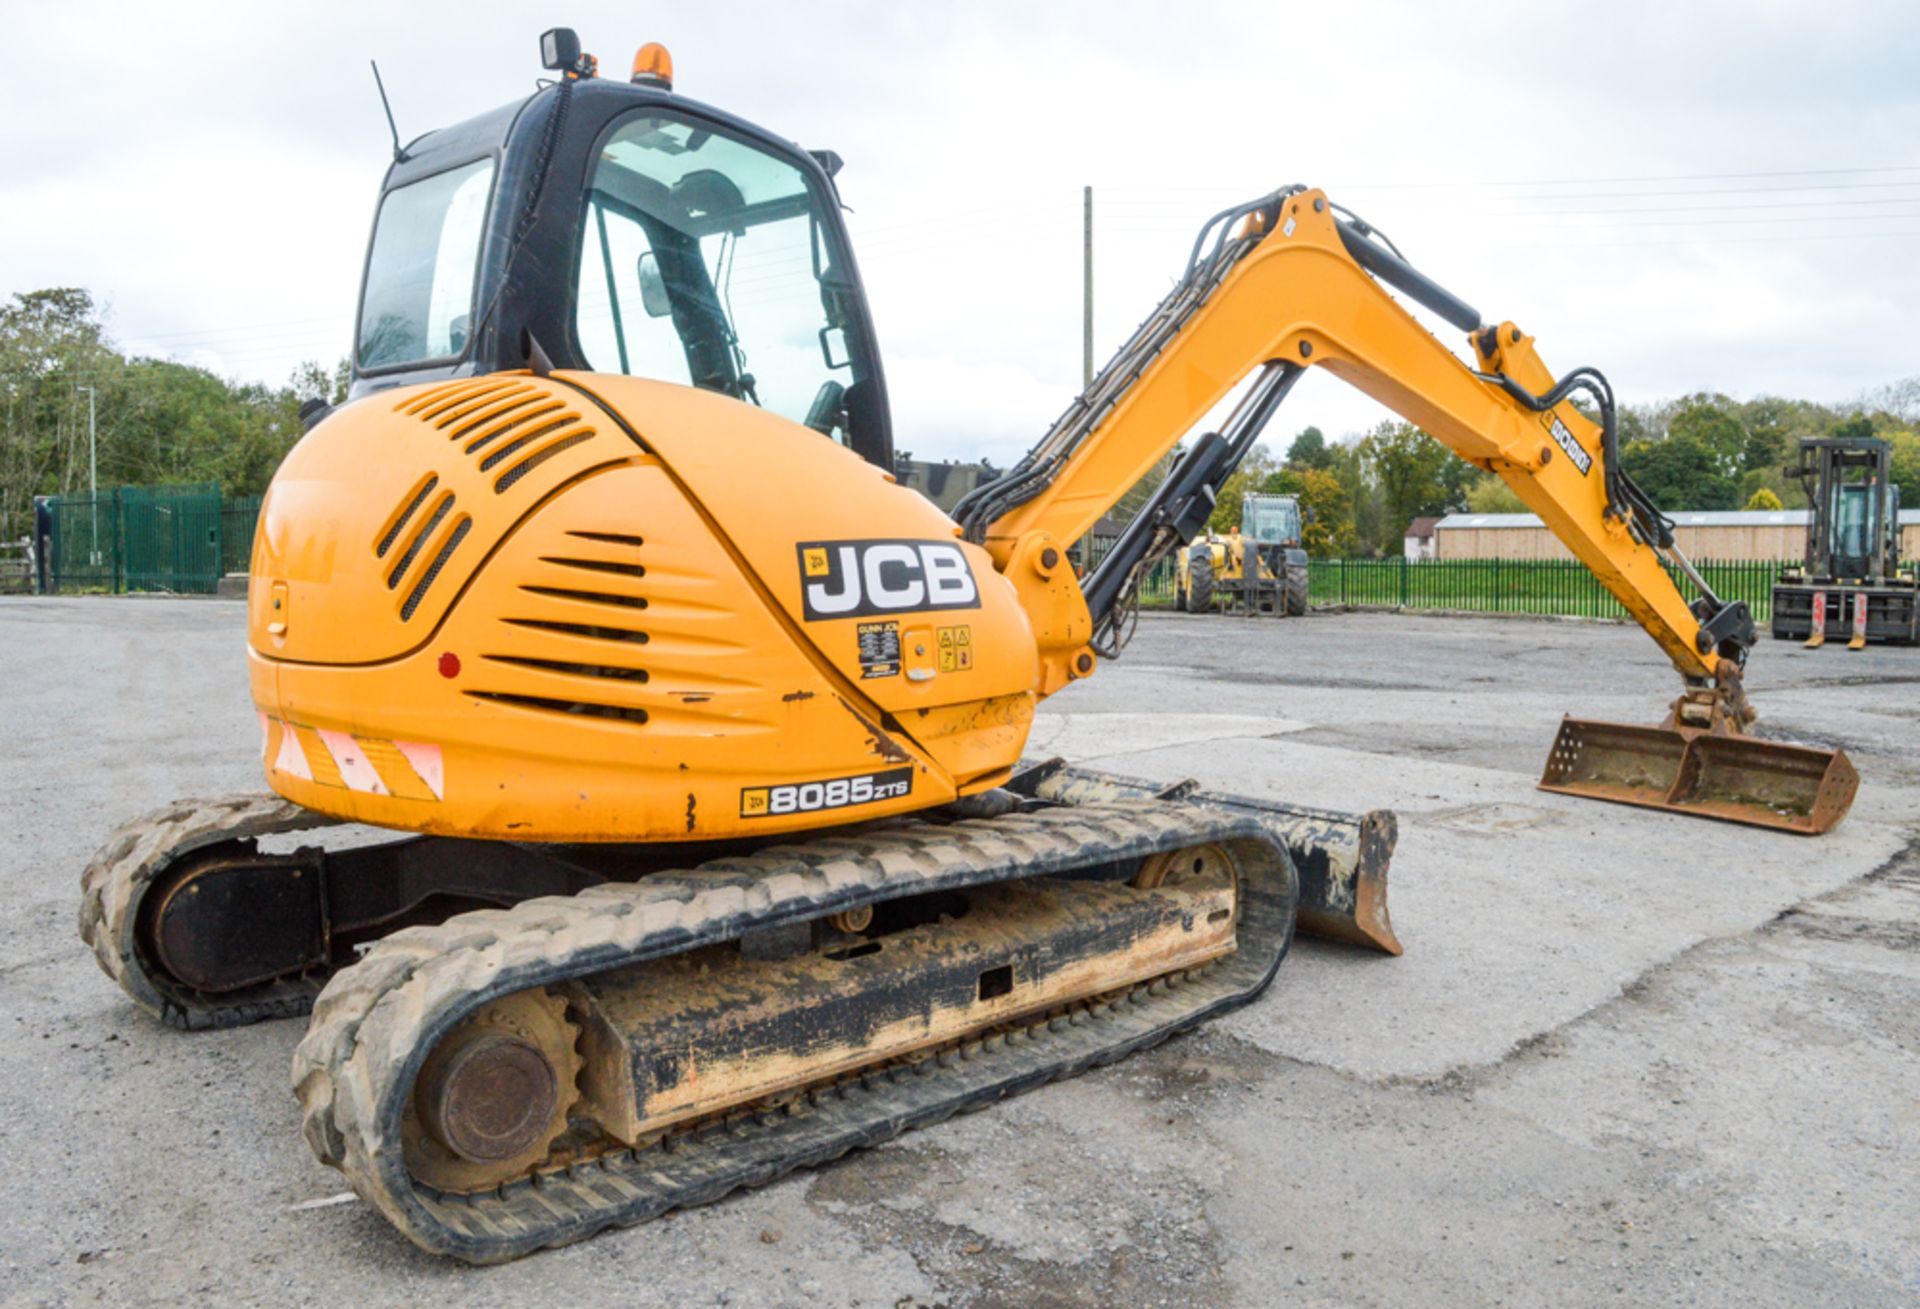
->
[1538,716,1858,835]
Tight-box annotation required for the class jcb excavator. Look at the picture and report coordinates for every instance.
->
[81,30,1858,1262]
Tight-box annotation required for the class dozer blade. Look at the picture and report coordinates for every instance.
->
[1012,760,1403,955]
[1539,717,1858,835]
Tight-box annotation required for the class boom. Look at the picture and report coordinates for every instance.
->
[959,187,1746,690]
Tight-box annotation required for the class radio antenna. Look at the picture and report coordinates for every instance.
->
[370,60,409,164]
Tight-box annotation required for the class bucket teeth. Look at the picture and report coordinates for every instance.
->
[1539,716,1858,835]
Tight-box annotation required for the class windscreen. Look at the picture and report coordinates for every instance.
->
[574,112,854,438]
[358,158,495,370]
[1243,497,1301,545]
[1833,485,1872,562]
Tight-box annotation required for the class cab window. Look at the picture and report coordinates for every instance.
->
[574,113,863,446]
[359,158,494,369]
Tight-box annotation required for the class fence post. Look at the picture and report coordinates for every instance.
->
[212,487,225,594]
[1400,553,1408,608]
[111,488,124,594]
[1493,556,1502,612]
[1339,558,1347,607]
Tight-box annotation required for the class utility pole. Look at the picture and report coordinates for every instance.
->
[85,385,97,501]
[1082,185,1094,390]
[83,385,98,559]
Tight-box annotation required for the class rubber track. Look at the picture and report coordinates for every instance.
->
[79,793,343,1030]
[292,799,1297,1263]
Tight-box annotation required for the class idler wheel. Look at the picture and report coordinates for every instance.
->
[403,987,582,1192]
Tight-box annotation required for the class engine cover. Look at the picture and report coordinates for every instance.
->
[247,373,1039,841]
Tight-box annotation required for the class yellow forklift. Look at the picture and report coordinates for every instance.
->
[1771,436,1918,647]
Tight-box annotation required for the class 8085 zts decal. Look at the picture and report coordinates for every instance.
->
[797,539,981,620]
[740,766,914,818]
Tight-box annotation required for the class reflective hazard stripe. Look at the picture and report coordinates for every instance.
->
[273,722,313,782]
[260,716,441,802]
[395,741,445,800]
[317,729,391,796]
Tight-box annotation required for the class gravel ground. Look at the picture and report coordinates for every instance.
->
[1,598,1914,1307]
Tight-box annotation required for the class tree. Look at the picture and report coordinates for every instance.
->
[1620,434,1737,510]
[1886,429,1920,516]
[1205,442,1278,531]
[1286,425,1332,470]
[1743,487,1784,511]
[1736,394,1834,473]
[1323,439,1383,555]
[1830,412,1875,442]
[1466,473,1525,513]
[1737,465,1805,510]
[0,289,117,542]
[0,286,348,542]
[1357,420,1474,553]
[1862,376,1920,425]
[1666,395,1747,474]
[1258,466,1349,553]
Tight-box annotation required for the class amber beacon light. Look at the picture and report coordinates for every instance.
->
[631,42,673,89]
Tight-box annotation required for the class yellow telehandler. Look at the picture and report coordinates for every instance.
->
[1175,492,1309,615]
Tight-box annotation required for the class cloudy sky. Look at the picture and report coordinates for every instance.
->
[4,1,1917,466]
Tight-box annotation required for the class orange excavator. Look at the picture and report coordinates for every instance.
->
[81,29,1855,1262]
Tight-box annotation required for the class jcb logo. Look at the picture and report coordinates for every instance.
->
[796,539,981,621]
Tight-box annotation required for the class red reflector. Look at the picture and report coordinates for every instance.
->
[438,652,461,678]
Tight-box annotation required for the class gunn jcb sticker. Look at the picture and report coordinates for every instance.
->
[740,766,914,818]
[1543,412,1593,476]
[797,539,981,621]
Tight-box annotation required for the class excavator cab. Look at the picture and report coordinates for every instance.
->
[349,49,895,468]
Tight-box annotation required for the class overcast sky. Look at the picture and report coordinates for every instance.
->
[4,0,1917,466]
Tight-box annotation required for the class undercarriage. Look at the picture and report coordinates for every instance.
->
[80,765,1398,1262]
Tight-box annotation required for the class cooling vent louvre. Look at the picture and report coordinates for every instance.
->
[463,691,650,725]
[403,516,472,621]
[395,378,602,497]
[538,555,645,579]
[386,492,455,589]
[502,618,650,645]
[495,431,594,492]
[469,530,660,723]
[519,585,648,610]
[375,474,438,558]
[481,654,650,682]
[374,473,471,621]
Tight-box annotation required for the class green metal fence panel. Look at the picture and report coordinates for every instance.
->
[221,494,263,576]
[120,483,223,593]
[44,493,119,592]
[43,482,267,595]
[1306,556,1786,622]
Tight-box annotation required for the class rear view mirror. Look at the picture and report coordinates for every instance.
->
[636,253,671,318]
[818,325,850,370]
